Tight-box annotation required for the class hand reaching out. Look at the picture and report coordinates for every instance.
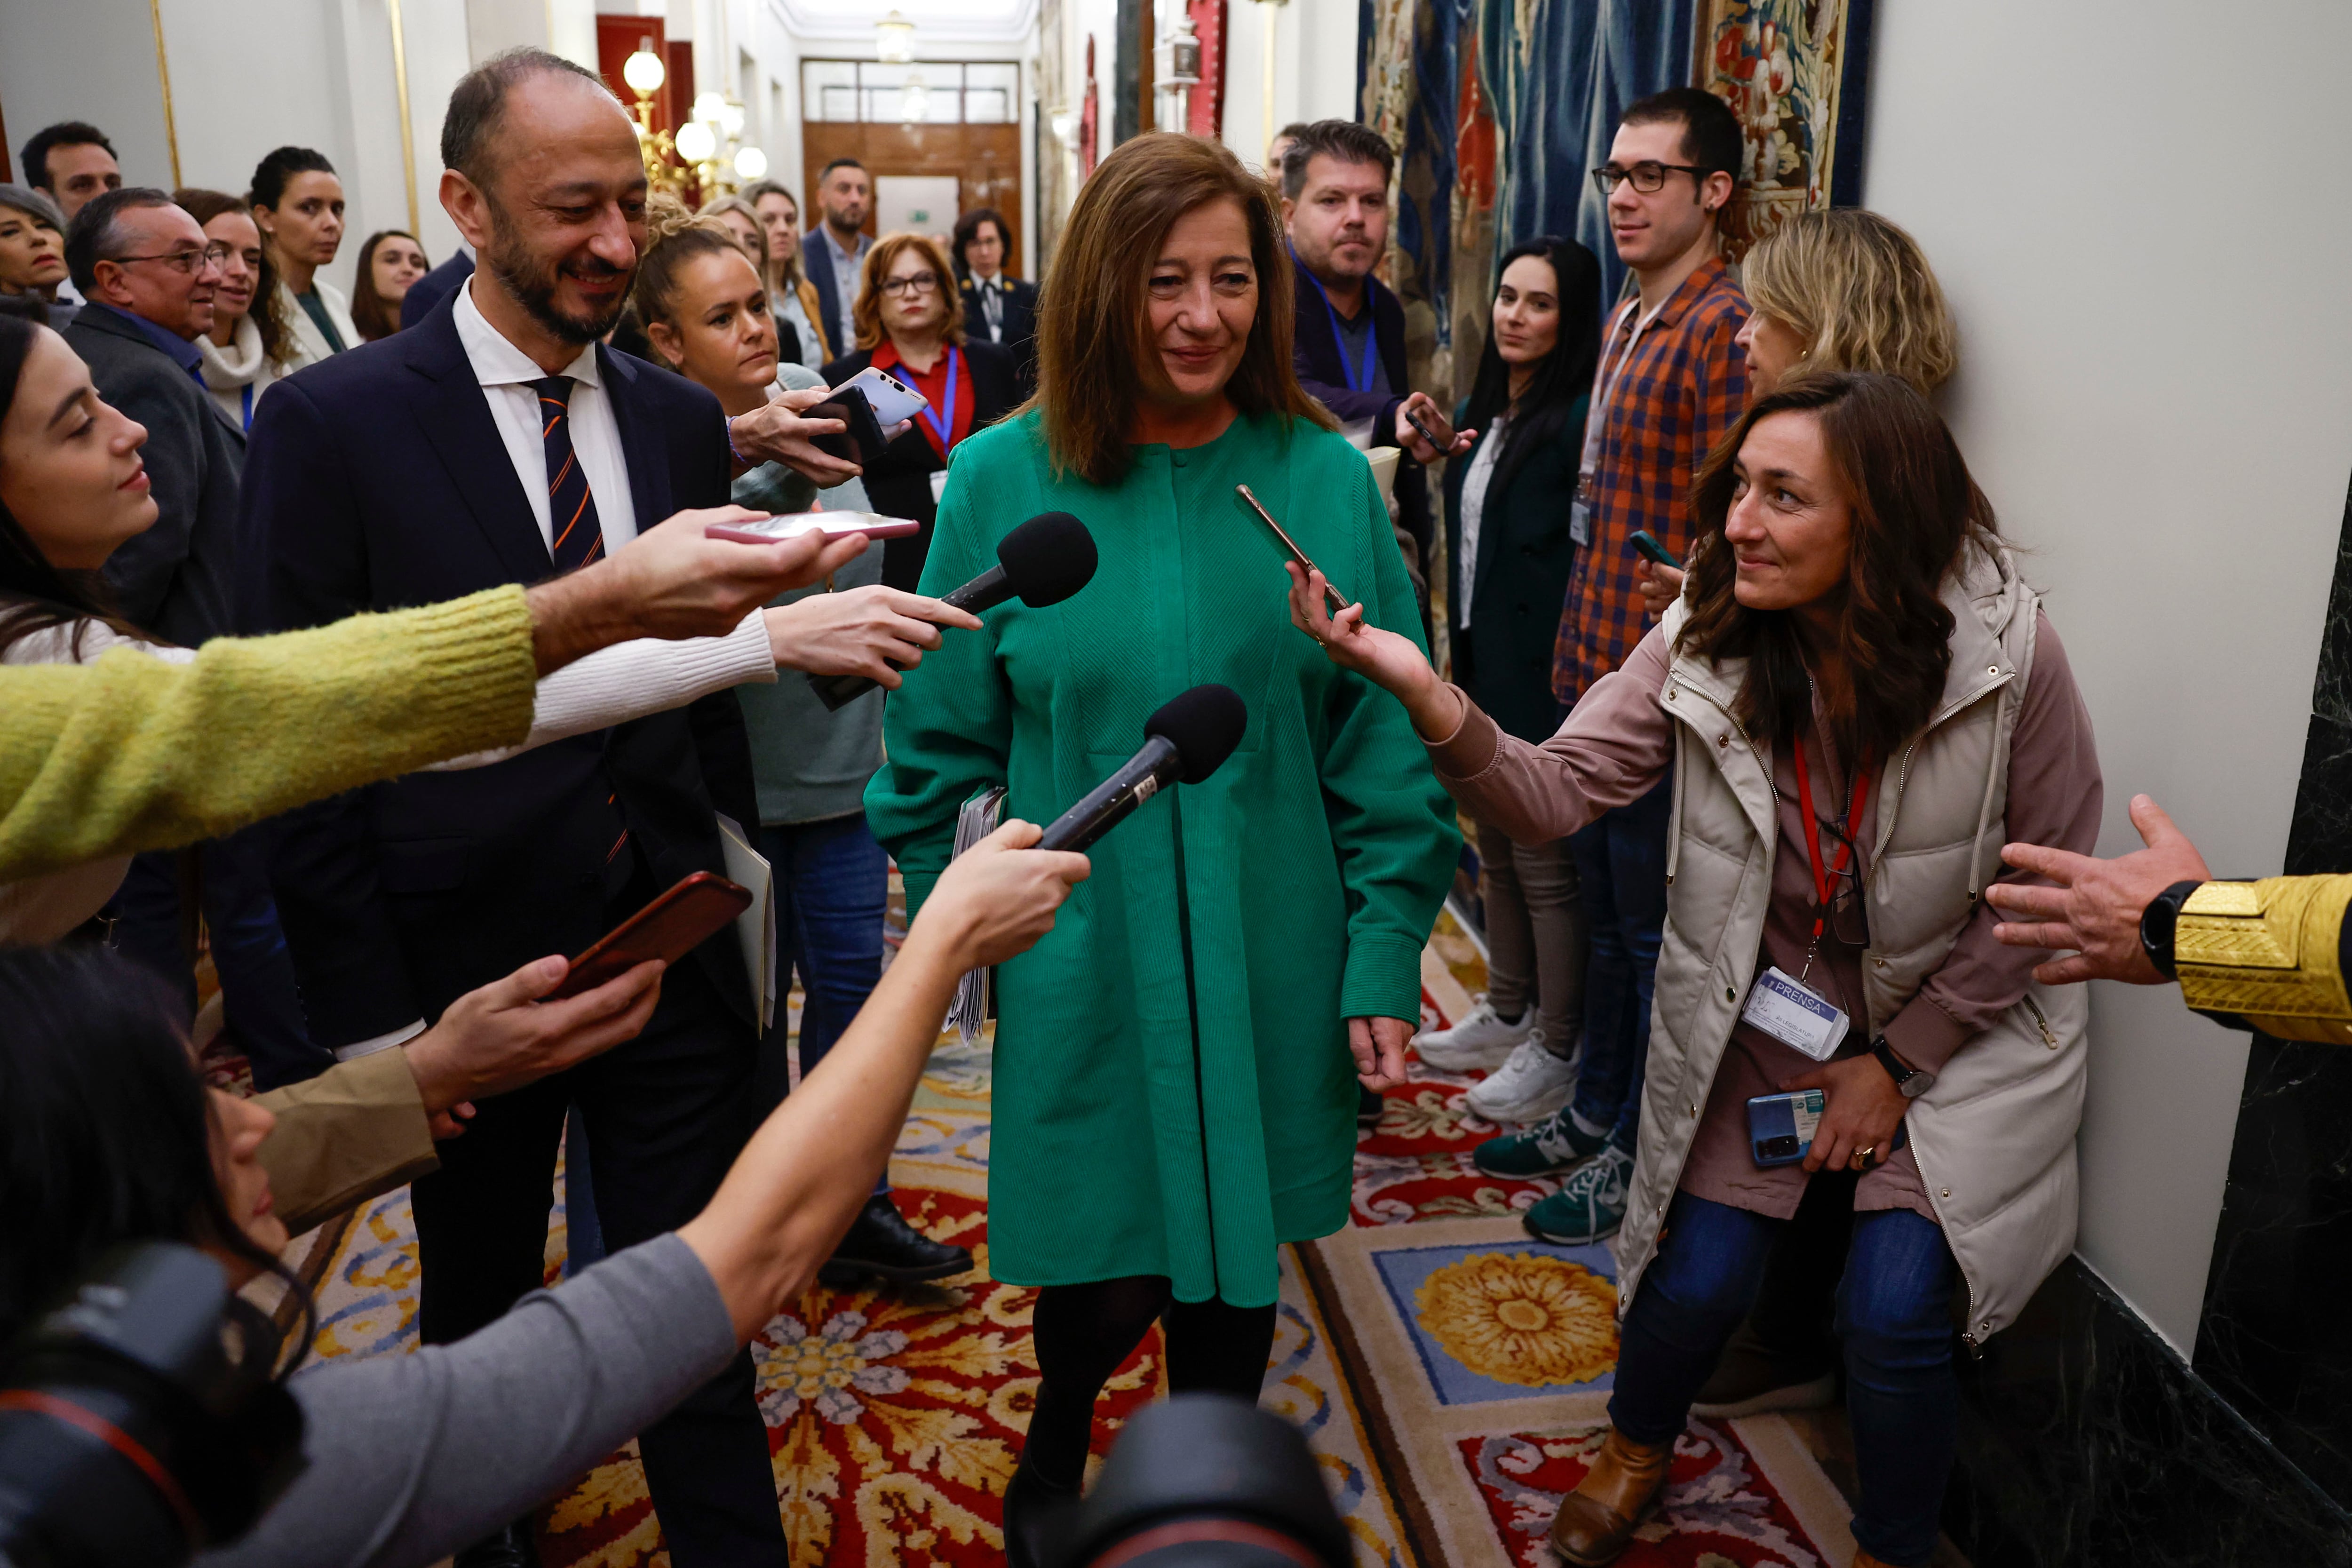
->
[763,585,983,685]
[1987,794,2213,985]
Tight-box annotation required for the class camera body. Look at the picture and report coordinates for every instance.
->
[0,1243,305,1568]
[1043,1395,1350,1568]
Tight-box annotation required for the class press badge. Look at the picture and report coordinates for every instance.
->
[1739,966,1850,1061]
[1569,477,1594,546]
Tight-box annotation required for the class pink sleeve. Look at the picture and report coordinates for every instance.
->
[1881,611,2104,1072]
[1424,626,1678,843]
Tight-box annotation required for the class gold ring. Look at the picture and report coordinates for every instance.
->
[1851,1145,1876,1168]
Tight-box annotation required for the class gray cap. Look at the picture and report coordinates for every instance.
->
[0,184,65,231]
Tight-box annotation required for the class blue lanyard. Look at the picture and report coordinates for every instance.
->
[1295,248,1376,395]
[240,382,254,431]
[918,349,962,448]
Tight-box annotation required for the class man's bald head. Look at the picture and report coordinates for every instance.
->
[441,46,622,194]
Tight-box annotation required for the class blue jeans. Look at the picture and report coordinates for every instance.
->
[109,831,329,1090]
[1564,775,1671,1152]
[1612,1192,1961,1567]
[755,815,890,1192]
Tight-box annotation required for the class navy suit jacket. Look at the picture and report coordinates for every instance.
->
[1289,254,1431,604]
[239,293,757,1046]
[400,251,474,331]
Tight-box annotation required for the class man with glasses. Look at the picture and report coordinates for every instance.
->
[60,187,330,1092]
[1469,88,1749,1247]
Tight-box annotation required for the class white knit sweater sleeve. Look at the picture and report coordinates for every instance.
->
[422,611,776,772]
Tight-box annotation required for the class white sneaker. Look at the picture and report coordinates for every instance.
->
[1466,1035,1580,1125]
[1413,994,1538,1071]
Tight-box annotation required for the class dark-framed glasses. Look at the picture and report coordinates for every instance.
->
[879,271,941,297]
[111,242,232,275]
[1590,161,1708,196]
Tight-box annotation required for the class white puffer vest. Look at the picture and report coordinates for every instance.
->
[1619,541,2086,1349]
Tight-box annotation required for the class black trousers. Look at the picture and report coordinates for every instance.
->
[409,950,779,1564]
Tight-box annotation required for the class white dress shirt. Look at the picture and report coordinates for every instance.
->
[454,279,639,555]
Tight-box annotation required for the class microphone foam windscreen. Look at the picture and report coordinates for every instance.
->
[997,511,1098,607]
[1144,684,1248,785]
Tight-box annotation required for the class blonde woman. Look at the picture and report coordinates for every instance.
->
[741,181,833,366]
[820,232,1020,589]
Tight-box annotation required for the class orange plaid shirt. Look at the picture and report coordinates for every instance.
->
[1551,255,1748,705]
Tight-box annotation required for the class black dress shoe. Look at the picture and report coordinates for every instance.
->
[453,1517,540,1568]
[819,1194,974,1285]
[1002,1453,1080,1568]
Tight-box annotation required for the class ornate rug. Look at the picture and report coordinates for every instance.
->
[282,915,1850,1567]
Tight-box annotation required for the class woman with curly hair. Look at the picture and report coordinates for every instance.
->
[1291,370,2101,1568]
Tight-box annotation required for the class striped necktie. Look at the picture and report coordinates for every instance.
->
[533,376,604,572]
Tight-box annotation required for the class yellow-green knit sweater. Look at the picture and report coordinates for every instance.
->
[0,587,539,882]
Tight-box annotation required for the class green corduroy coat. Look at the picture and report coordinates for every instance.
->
[865,408,1459,1306]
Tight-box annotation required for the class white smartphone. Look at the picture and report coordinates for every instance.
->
[833,365,929,426]
[702,510,922,545]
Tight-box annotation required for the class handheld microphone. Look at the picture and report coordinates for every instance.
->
[1037,685,1248,853]
[809,511,1099,710]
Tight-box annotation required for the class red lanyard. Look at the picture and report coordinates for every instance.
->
[1792,738,1872,946]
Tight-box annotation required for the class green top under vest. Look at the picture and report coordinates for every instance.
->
[865,408,1459,1306]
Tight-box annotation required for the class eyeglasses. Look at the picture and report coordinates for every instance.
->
[1590,161,1708,196]
[878,271,940,297]
[110,242,232,275]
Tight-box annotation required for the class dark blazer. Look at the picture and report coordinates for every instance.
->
[957,274,1038,391]
[1444,393,1589,742]
[803,228,868,362]
[1288,252,1431,609]
[66,304,245,645]
[820,337,1021,591]
[239,293,757,1046]
[400,250,473,331]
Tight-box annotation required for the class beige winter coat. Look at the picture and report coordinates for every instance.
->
[1622,540,2086,1347]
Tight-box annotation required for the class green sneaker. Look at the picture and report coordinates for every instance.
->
[1474,1108,1610,1178]
[1523,1147,1631,1244]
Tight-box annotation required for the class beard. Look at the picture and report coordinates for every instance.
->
[484,200,633,345]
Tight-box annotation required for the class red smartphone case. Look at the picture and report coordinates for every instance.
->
[547,871,751,999]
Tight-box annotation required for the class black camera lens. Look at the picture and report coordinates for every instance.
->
[0,1243,304,1568]
[1759,1135,1799,1159]
[1049,1394,1350,1568]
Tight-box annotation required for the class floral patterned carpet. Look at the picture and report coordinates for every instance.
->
[273,913,1856,1567]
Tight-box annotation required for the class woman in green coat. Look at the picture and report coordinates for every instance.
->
[863,132,1458,1555]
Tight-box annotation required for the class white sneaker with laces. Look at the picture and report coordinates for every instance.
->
[1412,994,1538,1071]
[1465,1034,1581,1124]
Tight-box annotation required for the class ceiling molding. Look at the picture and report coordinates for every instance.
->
[769,0,1041,48]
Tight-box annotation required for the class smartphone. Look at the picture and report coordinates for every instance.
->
[1404,405,1446,451]
[547,871,751,1000]
[704,510,922,546]
[833,364,929,426]
[1629,530,1682,570]
[807,385,892,467]
[1748,1089,1907,1168]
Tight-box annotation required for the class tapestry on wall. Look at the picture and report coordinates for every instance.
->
[1692,0,1875,257]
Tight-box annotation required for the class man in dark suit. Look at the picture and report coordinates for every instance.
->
[400,246,474,329]
[1279,119,1470,618]
[242,48,858,1568]
[803,157,871,362]
[951,205,1037,392]
[62,187,330,1090]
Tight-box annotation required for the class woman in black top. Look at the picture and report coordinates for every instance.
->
[1416,237,1605,1115]
[821,232,1020,589]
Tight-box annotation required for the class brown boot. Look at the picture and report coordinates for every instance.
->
[1547,1426,1673,1566]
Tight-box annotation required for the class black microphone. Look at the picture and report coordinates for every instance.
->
[1037,685,1248,853]
[809,511,1099,710]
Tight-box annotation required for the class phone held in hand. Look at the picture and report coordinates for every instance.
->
[703,510,922,545]
[1748,1088,1907,1167]
[833,364,929,426]
[1629,529,1682,570]
[807,385,892,467]
[547,871,751,1000]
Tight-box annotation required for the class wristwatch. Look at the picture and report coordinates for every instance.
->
[1871,1037,1934,1099]
[2137,879,2208,982]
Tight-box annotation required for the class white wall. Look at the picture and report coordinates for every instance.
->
[1864,0,2352,1352]
[1219,0,1358,174]
[0,0,175,199]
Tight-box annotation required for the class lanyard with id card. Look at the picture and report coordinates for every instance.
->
[1738,740,1873,1063]
[1570,300,1653,548]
